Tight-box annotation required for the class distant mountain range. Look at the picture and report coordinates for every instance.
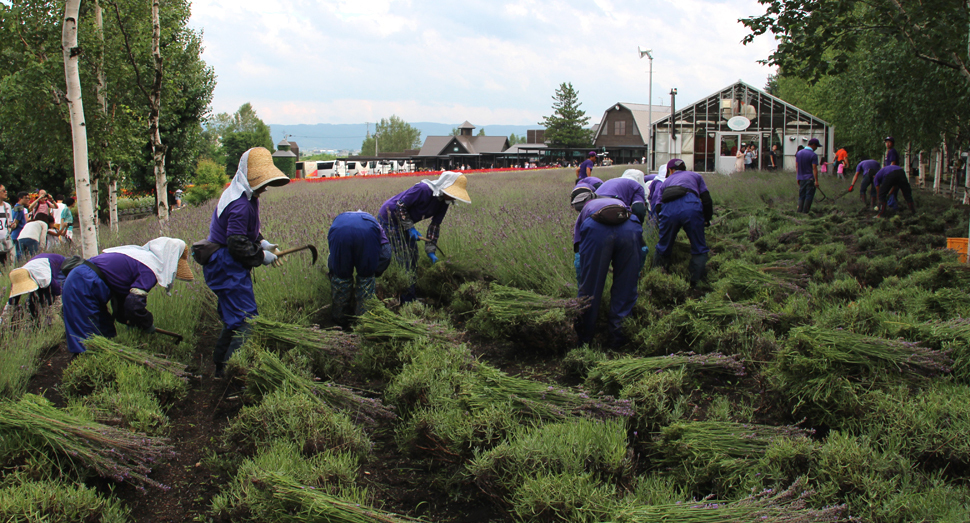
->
[269,122,541,152]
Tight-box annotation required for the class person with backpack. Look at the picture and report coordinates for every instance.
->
[1,253,66,324]
[572,192,646,347]
[653,159,714,287]
[61,237,193,356]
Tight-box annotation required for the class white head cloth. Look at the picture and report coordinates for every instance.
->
[421,171,461,198]
[217,149,255,218]
[645,165,668,204]
[621,169,647,191]
[22,257,53,289]
[104,237,187,291]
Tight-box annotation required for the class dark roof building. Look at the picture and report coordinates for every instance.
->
[413,122,510,170]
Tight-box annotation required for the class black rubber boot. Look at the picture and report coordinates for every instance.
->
[653,251,671,273]
[907,201,916,213]
[688,253,710,287]
[796,198,804,213]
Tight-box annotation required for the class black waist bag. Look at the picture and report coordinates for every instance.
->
[590,204,631,225]
[192,240,224,266]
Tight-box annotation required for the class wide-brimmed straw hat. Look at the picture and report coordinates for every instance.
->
[8,268,38,298]
[176,247,194,282]
[246,147,290,191]
[442,174,471,204]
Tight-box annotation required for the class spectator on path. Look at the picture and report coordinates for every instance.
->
[327,211,392,327]
[29,190,54,221]
[58,197,75,242]
[835,146,849,174]
[572,194,645,347]
[18,214,55,258]
[378,171,470,304]
[175,189,183,208]
[202,147,290,378]
[767,144,780,171]
[874,165,915,217]
[796,138,821,213]
[1,253,66,324]
[10,191,28,260]
[0,184,12,265]
[653,159,713,287]
[744,145,754,171]
[884,136,900,167]
[61,237,193,357]
[735,145,745,173]
[850,158,881,208]
[576,151,596,183]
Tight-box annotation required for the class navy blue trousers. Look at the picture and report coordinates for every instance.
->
[655,193,709,258]
[577,217,643,345]
[204,248,258,365]
[62,265,115,354]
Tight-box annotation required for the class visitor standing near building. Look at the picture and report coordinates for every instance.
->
[835,146,849,174]
[61,237,193,357]
[653,159,713,287]
[883,136,899,167]
[327,211,392,327]
[10,192,28,260]
[576,151,596,183]
[0,184,12,265]
[201,147,290,378]
[378,171,470,304]
[796,138,821,213]
[767,144,780,171]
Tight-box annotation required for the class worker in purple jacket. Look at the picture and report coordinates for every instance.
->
[572,195,645,347]
[849,158,881,208]
[576,151,597,183]
[2,253,66,323]
[378,171,471,303]
[575,176,603,191]
[327,211,392,326]
[874,165,915,217]
[883,136,900,167]
[795,138,820,213]
[653,159,713,287]
[61,237,193,356]
[204,147,290,378]
[596,169,649,222]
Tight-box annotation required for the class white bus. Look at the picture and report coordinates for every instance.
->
[296,160,337,178]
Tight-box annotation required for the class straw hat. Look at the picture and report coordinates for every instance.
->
[8,268,38,298]
[176,247,194,282]
[246,147,290,191]
[442,174,471,204]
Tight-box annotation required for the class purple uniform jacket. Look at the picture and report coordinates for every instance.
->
[595,178,646,207]
[884,148,900,167]
[378,183,449,225]
[208,195,261,245]
[795,148,819,181]
[648,179,664,210]
[660,170,709,196]
[856,159,881,175]
[88,253,158,294]
[573,197,630,245]
[576,177,604,189]
[31,253,66,296]
[874,165,904,187]
[577,159,595,179]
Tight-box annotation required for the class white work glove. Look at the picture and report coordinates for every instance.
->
[260,239,278,251]
[262,250,282,267]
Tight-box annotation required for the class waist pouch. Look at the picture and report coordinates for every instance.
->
[660,185,697,203]
[590,204,631,225]
[192,240,224,266]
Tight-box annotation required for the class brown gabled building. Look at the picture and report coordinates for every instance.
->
[413,121,510,170]
[592,102,671,166]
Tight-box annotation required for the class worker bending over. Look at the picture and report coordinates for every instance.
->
[653,159,713,287]
[327,211,392,326]
[874,165,915,217]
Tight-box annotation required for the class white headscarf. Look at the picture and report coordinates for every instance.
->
[421,171,461,199]
[621,169,647,191]
[217,149,255,218]
[22,257,53,289]
[104,237,187,292]
[645,165,668,204]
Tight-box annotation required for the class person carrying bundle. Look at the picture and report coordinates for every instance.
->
[849,158,880,208]
[378,171,471,303]
[1,253,65,324]
[198,147,290,378]
[327,211,392,326]
[873,164,915,217]
[653,159,713,287]
[572,195,645,347]
[61,237,193,356]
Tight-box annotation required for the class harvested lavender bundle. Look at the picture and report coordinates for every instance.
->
[0,394,175,491]
[465,283,588,350]
[588,352,745,393]
[355,304,463,345]
[249,317,359,362]
[247,351,396,426]
[82,336,191,379]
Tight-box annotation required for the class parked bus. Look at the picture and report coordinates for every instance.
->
[296,160,337,178]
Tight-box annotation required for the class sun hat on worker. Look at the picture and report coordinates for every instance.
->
[884,136,895,143]
[807,138,821,147]
[216,147,289,217]
[8,268,39,298]
[666,159,687,172]
[104,237,193,293]
[621,169,648,191]
[422,171,471,204]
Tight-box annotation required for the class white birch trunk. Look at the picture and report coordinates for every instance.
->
[62,0,99,258]
[150,0,168,222]
[934,148,942,195]
[963,151,970,205]
[919,151,927,189]
[904,142,912,178]
[109,174,119,233]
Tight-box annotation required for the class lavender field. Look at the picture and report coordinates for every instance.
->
[2,166,970,522]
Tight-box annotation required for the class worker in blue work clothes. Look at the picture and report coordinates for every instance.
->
[327,211,392,326]
[575,176,603,191]
[874,164,915,217]
[596,169,649,222]
[200,147,290,378]
[573,195,646,347]
[378,171,471,303]
[796,138,821,213]
[849,158,881,208]
[62,237,193,357]
[653,159,714,287]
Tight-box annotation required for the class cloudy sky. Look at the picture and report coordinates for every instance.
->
[189,0,777,126]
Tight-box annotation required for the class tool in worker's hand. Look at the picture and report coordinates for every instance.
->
[418,236,446,257]
[155,327,184,344]
[275,245,319,265]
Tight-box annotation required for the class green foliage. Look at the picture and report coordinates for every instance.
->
[540,82,593,148]
[0,308,64,399]
[215,103,274,176]
[360,115,422,155]
[0,479,128,523]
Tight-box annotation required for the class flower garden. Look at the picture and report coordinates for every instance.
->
[1,166,970,522]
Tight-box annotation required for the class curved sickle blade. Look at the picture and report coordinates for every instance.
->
[306,245,318,265]
[276,245,319,265]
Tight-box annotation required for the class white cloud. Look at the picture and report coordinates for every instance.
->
[191,0,777,124]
